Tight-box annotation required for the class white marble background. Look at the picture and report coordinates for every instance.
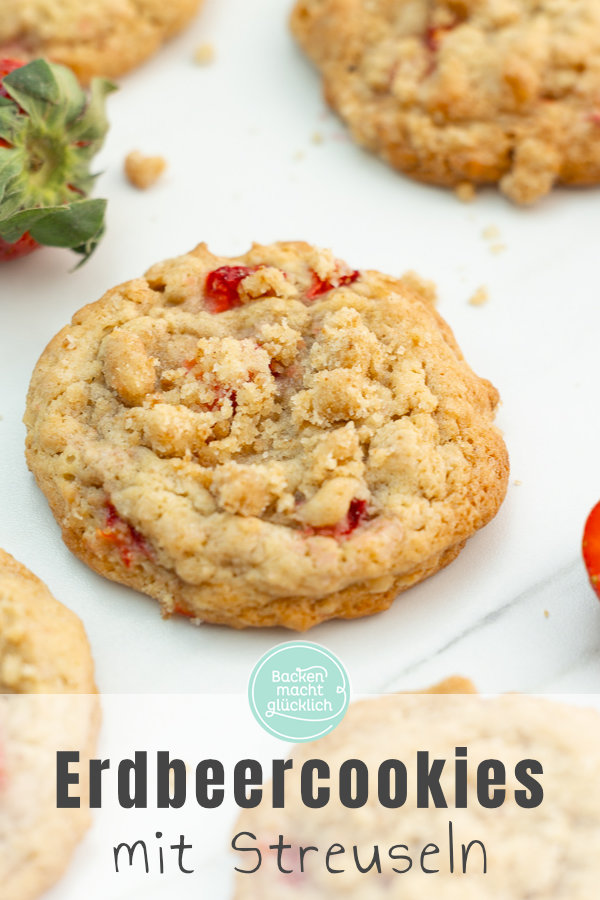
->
[1,0,600,700]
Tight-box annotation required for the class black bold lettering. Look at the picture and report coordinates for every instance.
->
[89,758,110,808]
[300,759,330,808]
[157,752,186,809]
[339,759,368,808]
[515,759,544,808]
[455,747,468,808]
[195,759,225,808]
[56,751,80,809]
[377,759,408,808]
[416,752,447,808]
[118,752,147,809]
[272,758,293,808]
[234,760,262,808]
[476,760,506,808]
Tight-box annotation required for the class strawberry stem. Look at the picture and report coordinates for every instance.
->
[0,59,115,263]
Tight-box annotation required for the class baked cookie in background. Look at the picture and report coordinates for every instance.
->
[233,681,600,898]
[291,0,600,205]
[1,0,203,84]
[24,241,508,630]
[0,549,99,900]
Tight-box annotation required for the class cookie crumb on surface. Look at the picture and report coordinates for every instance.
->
[455,182,476,203]
[514,479,523,486]
[482,226,506,255]
[468,286,488,307]
[544,609,550,619]
[194,42,215,64]
[311,131,324,144]
[482,225,500,241]
[124,151,167,190]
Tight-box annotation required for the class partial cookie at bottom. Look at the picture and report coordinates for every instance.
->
[0,550,99,900]
[234,685,600,898]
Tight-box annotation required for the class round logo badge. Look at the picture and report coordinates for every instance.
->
[248,642,350,742]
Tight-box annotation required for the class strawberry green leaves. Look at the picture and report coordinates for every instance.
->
[0,59,115,264]
[0,198,107,250]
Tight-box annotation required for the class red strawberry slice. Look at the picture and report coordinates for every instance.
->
[340,497,368,536]
[583,501,600,598]
[97,503,153,569]
[0,58,24,102]
[172,601,195,618]
[305,268,360,300]
[424,24,456,52]
[204,265,258,312]
[0,231,39,261]
[303,498,369,540]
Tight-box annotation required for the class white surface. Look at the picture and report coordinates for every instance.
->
[1,0,600,694]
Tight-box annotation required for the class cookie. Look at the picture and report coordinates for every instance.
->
[0,548,96,693]
[291,0,600,204]
[0,549,99,900]
[234,683,600,898]
[24,241,508,630]
[1,0,203,84]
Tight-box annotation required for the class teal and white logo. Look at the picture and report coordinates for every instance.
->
[248,642,350,743]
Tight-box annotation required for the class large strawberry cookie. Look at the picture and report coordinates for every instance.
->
[0,549,98,900]
[1,0,203,84]
[24,242,508,629]
[291,0,600,205]
[233,683,600,898]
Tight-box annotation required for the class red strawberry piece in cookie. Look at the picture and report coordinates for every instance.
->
[97,503,153,569]
[305,267,360,300]
[302,497,369,540]
[204,266,259,312]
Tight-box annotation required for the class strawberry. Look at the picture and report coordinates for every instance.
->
[0,229,39,261]
[583,501,600,599]
[204,265,258,312]
[97,503,153,569]
[302,498,369,540]
[0,58,23,101]
[305,267,360,300]
[0,58,114,264]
